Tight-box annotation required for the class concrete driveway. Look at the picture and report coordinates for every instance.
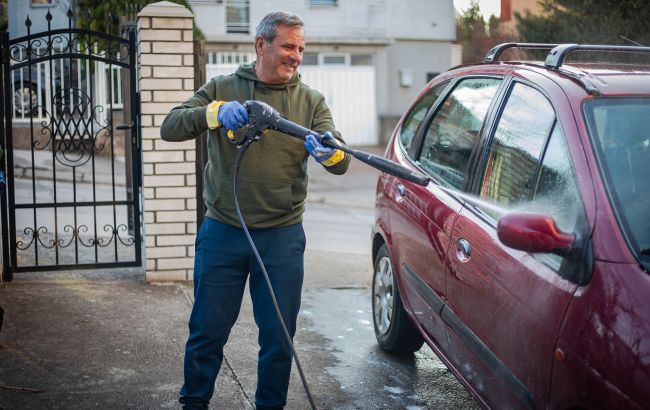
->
[0,146,477,409]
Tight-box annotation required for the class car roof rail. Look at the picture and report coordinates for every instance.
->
[483,43,559,63]
[544,44,650,68]
[483,42,650,96]
[484,42,650,67]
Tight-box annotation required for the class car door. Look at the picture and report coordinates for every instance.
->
[445,79,583,409]
[388,77,503,354]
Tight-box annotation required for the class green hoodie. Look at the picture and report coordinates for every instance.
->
[160,63,351,229]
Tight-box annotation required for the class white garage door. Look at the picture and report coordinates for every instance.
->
[205,64,378,146]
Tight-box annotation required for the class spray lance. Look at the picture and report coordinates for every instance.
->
[232,100,431,186]
[224,100,430,409]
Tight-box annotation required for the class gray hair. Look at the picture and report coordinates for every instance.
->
[255,11,304,42]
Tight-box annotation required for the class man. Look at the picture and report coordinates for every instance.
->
[160,11,350,410]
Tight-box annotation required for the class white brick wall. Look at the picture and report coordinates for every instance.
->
[138,2,196,282]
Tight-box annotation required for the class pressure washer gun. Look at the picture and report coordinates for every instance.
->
[234,100,430,186]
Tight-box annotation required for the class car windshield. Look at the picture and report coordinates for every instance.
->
[584,97,650,266]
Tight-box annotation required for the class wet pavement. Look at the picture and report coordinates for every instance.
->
[0,146,478,409]
[300,288,478,410]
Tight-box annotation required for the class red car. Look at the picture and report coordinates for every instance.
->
[371,43,650,409]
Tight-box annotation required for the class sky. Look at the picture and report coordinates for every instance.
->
[453,0,502,18]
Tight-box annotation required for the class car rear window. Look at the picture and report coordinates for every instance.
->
[399,82,448,152]
[417,78,501,189]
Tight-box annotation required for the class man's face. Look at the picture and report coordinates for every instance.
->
[255,24,305,84]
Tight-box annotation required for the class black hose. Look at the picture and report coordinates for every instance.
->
[232,140,318,410]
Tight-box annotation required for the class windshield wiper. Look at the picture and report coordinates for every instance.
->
[640,248,650,256]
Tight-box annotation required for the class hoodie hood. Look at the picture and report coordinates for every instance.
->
[236,62,301,90]
[235,61,301,118]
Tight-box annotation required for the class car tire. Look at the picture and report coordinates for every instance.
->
[372,243,424,355]
[14,82,39,117]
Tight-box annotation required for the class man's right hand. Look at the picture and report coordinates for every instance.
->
[218,101,249,131]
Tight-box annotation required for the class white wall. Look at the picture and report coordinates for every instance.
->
[205,64,378,146]
[190,0,454,42]
[301,66,377,146]
[375,40,458,142]
[189,2,228,42]
[249,0,387,39]
[380,41,457,115]
[386,0,455,40]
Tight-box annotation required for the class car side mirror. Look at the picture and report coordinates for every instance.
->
[497,212,575,257]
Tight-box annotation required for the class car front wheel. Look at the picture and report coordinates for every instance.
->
[14,82,39,117]
[372,243,424,354]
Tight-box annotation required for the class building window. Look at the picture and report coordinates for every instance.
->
[321,54,347,65]
[300,53,372,66]
[351,54,372,66]
[207,51,255,65]
[31,0,54,5]
[226,0,249,34]
[309,0,338,6]
[302,53,318,65]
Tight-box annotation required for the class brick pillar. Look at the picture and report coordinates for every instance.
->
[138,2,196,282]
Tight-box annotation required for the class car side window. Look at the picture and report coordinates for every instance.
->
[532,124,583,267]
[478,82,583,267]
[533,124,582,234]
[417,78,501,189]
[399,82,448,153]
[479,82,555,208]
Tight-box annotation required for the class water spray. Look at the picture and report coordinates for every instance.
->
[436,185,509,217]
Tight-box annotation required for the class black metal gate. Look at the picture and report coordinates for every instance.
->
[0,11,142,281]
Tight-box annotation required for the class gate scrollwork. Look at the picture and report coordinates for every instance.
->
[1,7,142,279]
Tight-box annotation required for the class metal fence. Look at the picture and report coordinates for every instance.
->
[11,45,123,125]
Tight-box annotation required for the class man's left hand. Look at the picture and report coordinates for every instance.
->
[304,132,345,166]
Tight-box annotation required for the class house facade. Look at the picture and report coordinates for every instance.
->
[189,0,460,145]
[8,0,73,39]
[499,0,544,37]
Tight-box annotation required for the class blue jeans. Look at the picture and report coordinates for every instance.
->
[180,217,306,409]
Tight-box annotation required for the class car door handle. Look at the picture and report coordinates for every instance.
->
[456,238,471,261]
[396,183,406,202]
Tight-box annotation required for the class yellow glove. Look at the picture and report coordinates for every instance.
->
[206,100,240,140]
[206,100,226,129]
